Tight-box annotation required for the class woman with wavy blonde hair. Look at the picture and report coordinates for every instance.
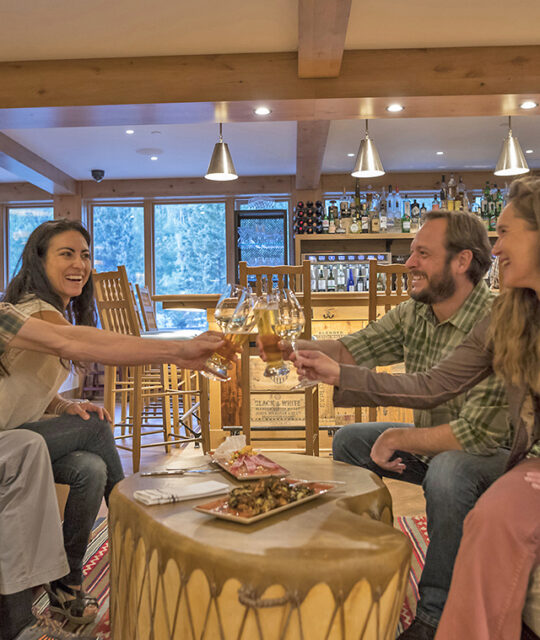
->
[293,175,540,640]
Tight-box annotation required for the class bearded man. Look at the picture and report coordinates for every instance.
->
[278,210,509,640]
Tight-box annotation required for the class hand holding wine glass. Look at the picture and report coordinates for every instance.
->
[291,350,341,387]
[202,285,256,382]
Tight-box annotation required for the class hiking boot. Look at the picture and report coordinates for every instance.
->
[397,618,437,640]
[14,613,97,640]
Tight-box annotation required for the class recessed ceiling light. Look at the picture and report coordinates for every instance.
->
[150,156,159,161]
[526,149,534,154]
[436,151,444,155]
[254,106,271,116]
[386,103,404,112]
[347,152,355,157]
[520,101,538,110]
[125,129,135,135]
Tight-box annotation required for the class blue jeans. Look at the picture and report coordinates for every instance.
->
[17,414,124,585]
[333,422,509,627]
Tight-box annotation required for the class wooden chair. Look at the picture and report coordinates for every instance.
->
[135,283,159,331]
[92,266,210,471]
[238,260,319,455]
[362,259,410,422]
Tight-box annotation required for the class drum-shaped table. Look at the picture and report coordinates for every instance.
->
[109,452,411,640]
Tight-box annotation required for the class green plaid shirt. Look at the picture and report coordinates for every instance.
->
[340,281,509,457]
[0,303,26,355]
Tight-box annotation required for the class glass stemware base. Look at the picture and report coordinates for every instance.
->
[201,356,232,382]
[263,362,290,383]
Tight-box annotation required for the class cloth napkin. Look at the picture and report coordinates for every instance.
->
[134,480,229,506]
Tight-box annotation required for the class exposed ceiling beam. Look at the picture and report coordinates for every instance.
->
[0,46,539,111]
[296,120,330,189]
[0,133,77,194]
[298,0,352,78]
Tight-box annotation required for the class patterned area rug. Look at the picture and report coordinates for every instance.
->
[396,515,429,635]
[32,515,428,639]
[33,517,110,638]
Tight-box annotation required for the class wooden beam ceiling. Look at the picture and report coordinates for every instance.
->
[296,120,330,189]
[0,46,539,110]
[0,133,77,194]
[298,0,352,78]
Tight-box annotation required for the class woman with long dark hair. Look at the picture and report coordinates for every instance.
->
[293,176,540,639]
[1,219,124,624]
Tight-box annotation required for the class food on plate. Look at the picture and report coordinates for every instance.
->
[228,447,284,475]
[227,477,314,517]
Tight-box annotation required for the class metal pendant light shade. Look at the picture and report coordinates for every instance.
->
[205,123,238,181]
[351,119,385,178]
[494,116,530,177]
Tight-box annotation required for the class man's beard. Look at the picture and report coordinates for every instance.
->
[409,261,457,304]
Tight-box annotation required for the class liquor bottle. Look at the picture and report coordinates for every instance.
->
[457,176,466,198]
[317,267,327,292]
[495,187,504,215]
[379,198,388,232]
[481,183,490,230]
[488,184,496,217]
[356,266,366,292]
[321,208,329,234]
[336,266,346,292]
[327,268,336,292]
[401,203,411,233]
[310,267,317,292]
[350,210,359,233]
[410,199,421,232]
[432,193,440,210]
[328,204,336,234]
[387,185,394,212]
[440,175,447,208]
[361,204,370,233]
[402,194,411,226]
[336,214,346,234]
[354,179,361,213]
[370,207,380,233]
[347,268,355,291]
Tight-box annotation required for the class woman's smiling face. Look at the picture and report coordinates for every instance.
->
[493,204,540,295]
[43,230,91,307]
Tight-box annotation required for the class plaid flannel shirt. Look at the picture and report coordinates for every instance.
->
[0,303,26,356]
[340,281,510,458]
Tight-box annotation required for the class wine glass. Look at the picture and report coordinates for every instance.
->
[202,285,256,382]
[255,290,291,382]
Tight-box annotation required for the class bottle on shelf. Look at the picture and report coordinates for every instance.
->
[328,202,337,234]
[317,267,327,292]
[361,204,370,234]
[495,187,504,215]
[336,265,346,292]
[432,193,440,210]
[350,209,360,233]
[356,266,367,292]
[327,268,336,292]
[419,202,427,226]
[379,197,388,232]
[370,204,380,233]
[354,179,361,213]
[402,196,411,233]
[347,268,355,292]
[393,187,402,228]
[440,175,447,208]
[410,199,421,232]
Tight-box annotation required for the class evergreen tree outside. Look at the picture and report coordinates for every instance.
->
[154,203,227,329]
[7,207,54,279]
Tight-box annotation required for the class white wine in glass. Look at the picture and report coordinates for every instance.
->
[256,292,290,381]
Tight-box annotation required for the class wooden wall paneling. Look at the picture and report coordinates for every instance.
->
[298,0,352,78]
[0,182,51,202]
[296,120,330,190]
[80,175,294,200]
[0,133,77,195]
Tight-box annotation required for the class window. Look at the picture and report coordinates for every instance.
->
[154,202,227,329]
[8,206,53,278]
[92,205,145,286]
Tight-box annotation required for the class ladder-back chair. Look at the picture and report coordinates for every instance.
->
[363,259,410,422]
[135,283,159,331]
[238,260,319,455]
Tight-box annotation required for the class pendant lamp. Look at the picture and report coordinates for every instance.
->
[494,116,530,177]
[351,119,385,178]
[205,123,238,181]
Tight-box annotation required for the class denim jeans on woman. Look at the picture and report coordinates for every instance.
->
[333,422,509,628]
[16,413,124,585]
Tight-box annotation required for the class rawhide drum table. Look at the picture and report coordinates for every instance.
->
[109,452,411,640]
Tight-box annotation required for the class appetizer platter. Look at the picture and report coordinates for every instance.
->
[195,477,336,524]
[212,444,290,480]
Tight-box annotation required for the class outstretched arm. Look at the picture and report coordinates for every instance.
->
[10,318,226,370]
